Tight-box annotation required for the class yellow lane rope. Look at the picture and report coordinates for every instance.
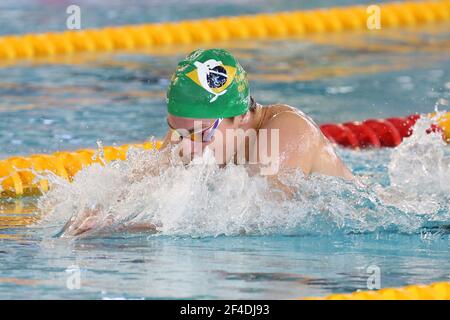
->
[306,281,450,300]
[0,142,161,197]
[0,0,449,62]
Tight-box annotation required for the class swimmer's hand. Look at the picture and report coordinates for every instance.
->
[59,205,158,238]
[59,206,106,237]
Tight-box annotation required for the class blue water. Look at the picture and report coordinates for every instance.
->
[1,0,450,299]
[0,232,448,299]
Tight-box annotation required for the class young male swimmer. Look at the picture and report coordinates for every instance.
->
[60,48,353,237]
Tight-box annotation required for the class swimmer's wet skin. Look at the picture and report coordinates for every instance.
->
[163,48,354,179]
[60,48,353,237]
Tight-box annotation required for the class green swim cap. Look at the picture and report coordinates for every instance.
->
[167,48,250,119]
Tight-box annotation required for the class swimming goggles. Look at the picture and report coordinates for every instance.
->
[167,118,223,143]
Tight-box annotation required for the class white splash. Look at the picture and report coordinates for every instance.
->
[379,113,450,216]
[36,114,450,238]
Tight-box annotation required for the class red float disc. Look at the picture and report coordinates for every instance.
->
[343,122,381,148]
[386,117,413,138]
[363,119,402,147]
[320,124,359,148]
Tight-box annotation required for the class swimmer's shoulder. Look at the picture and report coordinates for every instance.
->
[263,103,297,117]
[261,104,321,135]
[259,104,322,174]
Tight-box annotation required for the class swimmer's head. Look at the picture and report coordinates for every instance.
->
[167,48,250,119]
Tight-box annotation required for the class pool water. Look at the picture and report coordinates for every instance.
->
[1,0,450,299]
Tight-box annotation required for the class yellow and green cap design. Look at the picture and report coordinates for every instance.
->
[167,48,250,119]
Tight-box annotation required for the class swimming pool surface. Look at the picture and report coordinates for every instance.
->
[0,0,449,299]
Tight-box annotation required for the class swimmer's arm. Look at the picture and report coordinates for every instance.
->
[59,206,158,237]
[244,163,295,199]
[266,174,295,199]
[311,135,354,180]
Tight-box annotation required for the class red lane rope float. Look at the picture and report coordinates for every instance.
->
[343,122,381,148]
[319,124,359,148]
[363,119,402,147]
[320,114,425,149]
[385,116,417,138]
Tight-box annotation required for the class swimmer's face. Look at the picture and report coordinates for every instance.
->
[167,114,238,163]
[167,115,217,144]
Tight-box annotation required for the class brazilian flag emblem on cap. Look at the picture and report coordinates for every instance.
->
[186,60,237,102]
[167,48,250,119]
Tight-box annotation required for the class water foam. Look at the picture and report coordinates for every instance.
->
[36,114,450,238]
[378,113,450,218]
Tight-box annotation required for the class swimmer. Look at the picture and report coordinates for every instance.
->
[162,48,353,180]
[60,48,353,237]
